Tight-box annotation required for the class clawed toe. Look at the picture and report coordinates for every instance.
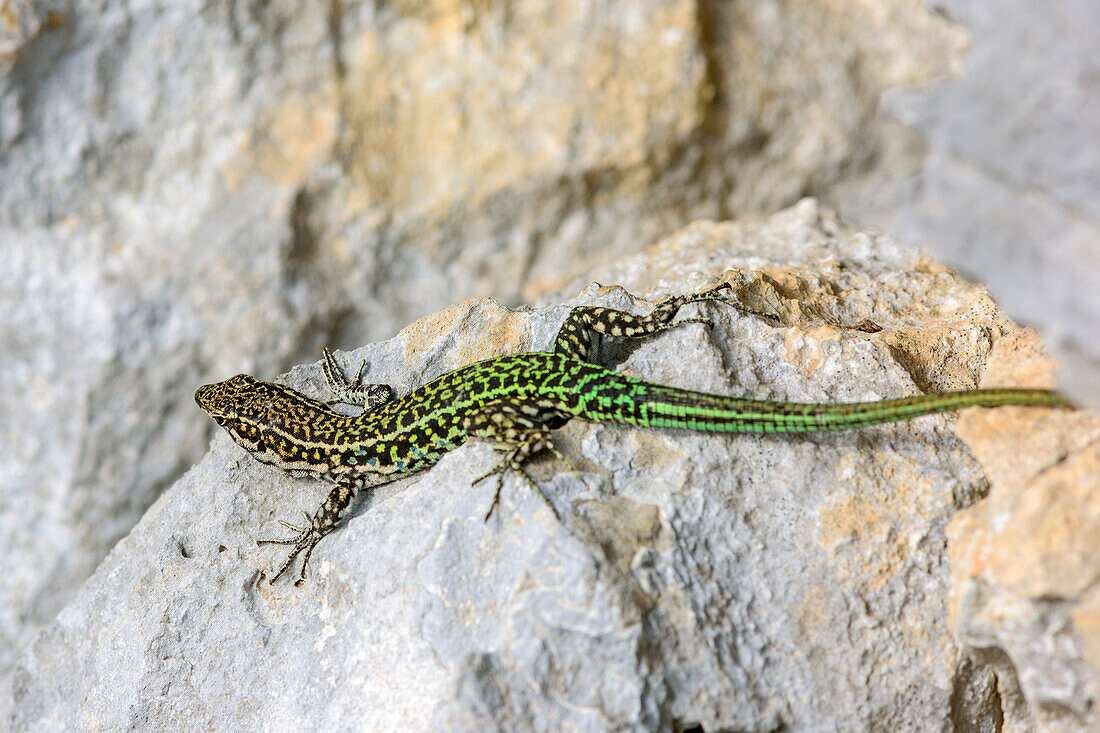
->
[256,520,326,584]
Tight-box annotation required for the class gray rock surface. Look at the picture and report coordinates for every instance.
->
[0,0,968,677]
[6,203,1095,730]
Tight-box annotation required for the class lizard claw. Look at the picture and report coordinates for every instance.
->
[257,520,329,585]
[472,459,509,522]
[472,449,563,522]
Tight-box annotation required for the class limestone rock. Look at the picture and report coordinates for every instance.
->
[0,0,968,677]
[6,203,1093,730]
[947,331,1100,731]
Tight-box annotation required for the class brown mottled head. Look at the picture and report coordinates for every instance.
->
[195,374,265,425]
[195,374,332,471]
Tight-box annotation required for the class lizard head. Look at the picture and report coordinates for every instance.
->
[195,374,342,477]
[195,374,307,460]
[195,374,263,425]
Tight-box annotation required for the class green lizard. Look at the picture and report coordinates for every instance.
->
[195,284,1068,584]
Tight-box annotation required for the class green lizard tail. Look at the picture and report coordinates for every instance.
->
[580,377,1068,434]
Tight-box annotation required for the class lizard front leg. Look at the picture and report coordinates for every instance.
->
[322,347,393,411]
[257,475,362,585]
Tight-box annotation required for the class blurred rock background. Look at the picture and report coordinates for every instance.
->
[0,0,1096,721]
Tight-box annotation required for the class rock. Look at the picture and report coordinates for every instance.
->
[6,203,1093,730]
[948,331,1100,730]
[0,0,969,677]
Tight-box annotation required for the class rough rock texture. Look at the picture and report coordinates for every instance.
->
[949,336,1100,731]
[6,203,1095,730]
[0,0,969,676]
[834,0,1100,407]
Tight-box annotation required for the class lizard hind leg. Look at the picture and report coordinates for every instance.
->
[464,401,578,521]
[552,282,778,361]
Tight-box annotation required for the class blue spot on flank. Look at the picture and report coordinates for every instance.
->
[367,457,378,467]
[355,449,367,456]
[348,456,357,465]
[395,460,406,470]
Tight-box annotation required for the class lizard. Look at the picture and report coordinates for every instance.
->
[194,283,1069,585]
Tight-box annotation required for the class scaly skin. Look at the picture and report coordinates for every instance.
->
[195,284,1068,584]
